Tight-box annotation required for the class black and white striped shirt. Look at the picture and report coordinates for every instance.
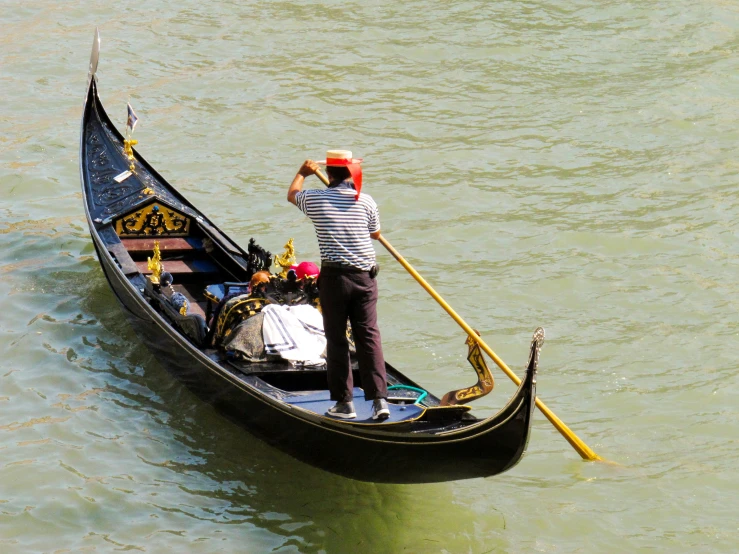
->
[295,181,380,271]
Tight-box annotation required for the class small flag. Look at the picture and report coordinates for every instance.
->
[126,102,139,132]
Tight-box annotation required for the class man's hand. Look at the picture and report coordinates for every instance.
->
[288,160,322,205]
[298,160,320,177]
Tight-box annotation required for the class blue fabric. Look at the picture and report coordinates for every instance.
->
[205,284,226,302]
[191,259,218,273]
[285,387,424,424]
[170,292,188,313]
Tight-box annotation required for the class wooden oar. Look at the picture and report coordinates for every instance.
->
[313,168,602,461]
[377,235,603,461]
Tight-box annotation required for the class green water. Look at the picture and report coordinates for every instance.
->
[1,1,737,552]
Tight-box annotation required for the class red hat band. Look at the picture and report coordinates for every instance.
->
[325,157,363,200]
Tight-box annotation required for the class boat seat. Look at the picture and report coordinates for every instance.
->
[177,313,209,346]
[169,285,207,320]
[122,237,203,254]
[203,282,251,323]
[155,291,209,347]
[203,282,250,305]
[106,241,140,276]
[285,388,425,424]
[135,258,219,276]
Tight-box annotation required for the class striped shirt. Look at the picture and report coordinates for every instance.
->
[295,181,380,271]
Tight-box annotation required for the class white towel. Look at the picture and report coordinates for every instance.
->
[261,304,326,366]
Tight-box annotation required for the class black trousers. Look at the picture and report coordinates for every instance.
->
[319,266,387,403]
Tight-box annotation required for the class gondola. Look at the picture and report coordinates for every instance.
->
[79,31,543,483]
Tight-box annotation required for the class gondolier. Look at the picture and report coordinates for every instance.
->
[287,150,390,421]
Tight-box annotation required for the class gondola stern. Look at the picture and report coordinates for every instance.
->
[479,326,543,423]
[495,327,545,472]
[465,327,543,476]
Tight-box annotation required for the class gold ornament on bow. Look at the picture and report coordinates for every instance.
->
[124,101,139,172]
[147,241,163,285]
[123,138,138,171]
[274,238,296,278]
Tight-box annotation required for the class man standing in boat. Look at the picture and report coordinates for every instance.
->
[287,150,390,421]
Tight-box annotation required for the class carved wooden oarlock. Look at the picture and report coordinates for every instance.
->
[440,329,495,406]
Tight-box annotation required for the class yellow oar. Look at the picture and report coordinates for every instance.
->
[377,236,602,461]
[313,169,602,461]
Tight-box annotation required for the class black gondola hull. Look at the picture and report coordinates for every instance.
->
[80,50,538,483]
[93,228,536,483]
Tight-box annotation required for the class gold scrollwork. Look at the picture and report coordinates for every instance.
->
[114,202,190,237]
[453,385,482,402]
[440,332,494,406]
[216,297,266,340]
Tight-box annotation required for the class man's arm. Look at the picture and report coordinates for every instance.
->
[287,160,321,205]
[368,200,381,240]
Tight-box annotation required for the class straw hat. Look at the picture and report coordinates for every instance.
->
[317,149,364,199]
[318,150,363,166]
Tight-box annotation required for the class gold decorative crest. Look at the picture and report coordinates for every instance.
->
[147,241,163,285]
[123,138,138,172]
[274,238,296,278]
[114,202,190,237]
